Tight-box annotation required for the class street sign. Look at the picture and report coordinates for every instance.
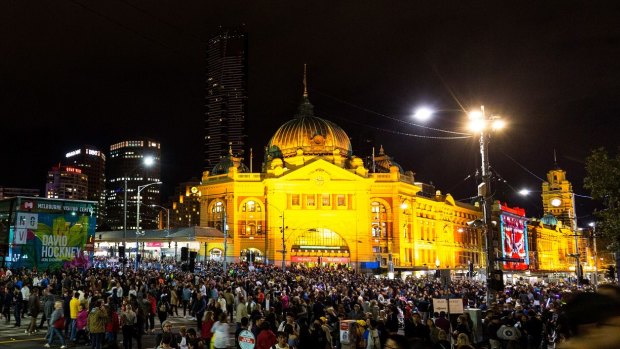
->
[432,298,464,314]
[238,329,255,349]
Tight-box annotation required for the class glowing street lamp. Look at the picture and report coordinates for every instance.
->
[123,155,156,248]
[415,104,505,304]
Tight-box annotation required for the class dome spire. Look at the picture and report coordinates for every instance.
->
[295,64,314,118]
[303,63,308,97]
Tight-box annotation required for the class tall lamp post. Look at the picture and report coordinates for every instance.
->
[123,156,156,249]
[150,204,170,236]
[135,181,162,270]
[467,106,505,305]
[265,199,286,271]
[589,222,598,289]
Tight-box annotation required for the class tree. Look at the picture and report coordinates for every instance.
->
[584,147,620,284]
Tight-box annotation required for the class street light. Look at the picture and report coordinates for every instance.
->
[416,105,504,304]
[135,181,162,270]
[467,105,505,305]
[123,156,156,248]
[265,199,286,271]
[149,204,170,236]
[589,222,598,289]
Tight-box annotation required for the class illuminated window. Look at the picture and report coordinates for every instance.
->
[337,194,346,206]
[322,194,330,207]
[307,194,315,206]
[292,194,300,206]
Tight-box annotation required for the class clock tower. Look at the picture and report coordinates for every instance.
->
[541,157,576,230]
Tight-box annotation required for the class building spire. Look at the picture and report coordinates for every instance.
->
[295,64,314,118]
[303,63,308,97]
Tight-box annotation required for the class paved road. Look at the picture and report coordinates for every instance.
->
[0,315,209,349]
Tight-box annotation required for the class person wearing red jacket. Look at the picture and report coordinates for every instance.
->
[201,311,215,348]
[256,321,277,349]
[147,293,157,334]
[105,303,120,347]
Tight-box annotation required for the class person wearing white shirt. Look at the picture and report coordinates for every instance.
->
[21,284,30,317]
[211,313,230,349]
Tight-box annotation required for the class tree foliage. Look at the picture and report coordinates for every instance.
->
[584,147,620,250]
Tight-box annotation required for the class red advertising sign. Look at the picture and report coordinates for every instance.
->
[500,211,529,270]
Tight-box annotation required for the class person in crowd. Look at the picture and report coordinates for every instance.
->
[88,299,109,349]
[455,333,475,349]
[45,300,67,349]
[382,334,409,349]
[187,327,204,349]
[366,319,381,349]
[26,286,40,334]
[75,303,90,346]
[201,310,215,346]
[432,330,451,349]
[211,313,231,349]
[69,291,81,341]
[256,320,277,349]
[13,287,22,328]
[120,300,137,349]
[274,331,290,349]
[155,320,180,349]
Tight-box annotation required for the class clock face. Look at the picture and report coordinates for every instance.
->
[550,198,562,207]
[190,186,198,194]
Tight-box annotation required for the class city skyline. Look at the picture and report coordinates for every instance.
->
[1,1,619,224]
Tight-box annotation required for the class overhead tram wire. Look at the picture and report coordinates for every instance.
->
[66,0,190,55]
[312,89,471,136]
[501,150,546,183]
[326,112,471,140]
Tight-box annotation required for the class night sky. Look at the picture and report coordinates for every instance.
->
[2,1,619,224]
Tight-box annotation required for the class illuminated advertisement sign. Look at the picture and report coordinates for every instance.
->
[500,204,529,270]
[7,198,95,271]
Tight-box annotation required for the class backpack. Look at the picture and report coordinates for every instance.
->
[159,301,168,313]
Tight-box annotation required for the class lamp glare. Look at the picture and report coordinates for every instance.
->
[413,107,433,121]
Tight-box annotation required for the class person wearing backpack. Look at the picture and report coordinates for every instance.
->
[45,301,66,349]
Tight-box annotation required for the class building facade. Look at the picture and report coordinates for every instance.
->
[196,89,484,271]
[168,180,201,229]
[0,187,40,199]
[45,164,89,200]
[105,139,162,232]
[204,26,248,171]
[65,145,106,223]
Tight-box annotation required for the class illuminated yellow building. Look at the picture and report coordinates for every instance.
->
[528,214,575,272]
[196,85,484,271]
[527,162,581,274]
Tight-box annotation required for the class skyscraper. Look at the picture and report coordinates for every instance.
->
[45,164,89,200]
[106,139,162,232]
[65,145,106,223]
[205,26,248,171]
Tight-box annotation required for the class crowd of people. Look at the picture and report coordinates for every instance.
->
[0,261,618,349]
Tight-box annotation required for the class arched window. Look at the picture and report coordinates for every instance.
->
[209,200,225,230]
[371,201,388,238]
[239,199,263,235]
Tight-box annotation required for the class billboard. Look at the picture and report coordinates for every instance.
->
[499,204,529,270]
[5,198,95,271]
